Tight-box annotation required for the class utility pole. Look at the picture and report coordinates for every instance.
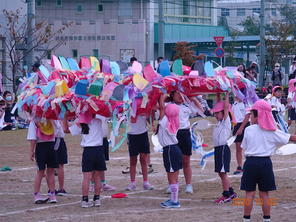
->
[158,0,165,57]
[26,0,35,69]
[259,0,265,86]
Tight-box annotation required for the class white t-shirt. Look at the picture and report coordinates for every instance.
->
[213,116,232,147]
[232,101,246,123]
[242,124,290,157]
[27,121,55,143]
[96,115,109,138]
[270,97,282,112]
[128,115,147,135]
[178,103,193,129]
[54,120,65,138]
[157,116,178,147]
[80,118,103,147]
[288,92,296,108]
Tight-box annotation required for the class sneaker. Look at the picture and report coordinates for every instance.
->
[81,200,93,208]
[229,192,238,200]
[161,199,181,208]
[160,199,171,207]
[148,165,154,174]
[102,183,116,191]
[185,184,193,194]
[48,193,57,203]
[34,193,49,204]
[56,189,67,196]
[165,186,171,194]
[233,167,243,175]
[93,199,101,207]
[215,195,231,204]
[125,183,136,191]
[122,167,130,174]
[143,182,154,190]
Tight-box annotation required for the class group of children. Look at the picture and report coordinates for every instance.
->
[27,82,296,221]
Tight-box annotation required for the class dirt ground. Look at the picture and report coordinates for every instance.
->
[1,119,296,222]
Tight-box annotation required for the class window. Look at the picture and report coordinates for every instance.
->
[252,8,260,14]
[93,49,99,58]
[111,36,115,40]
[36,0,42,7]
[271,8,277,16]
[97,4,103,12]
[237,8,245,16]
[221,8,230,16]
[47,50,51,59]
[72,49,78,58]
[97,36,101,40]
[56,0,62,7]
[77,4,83,12]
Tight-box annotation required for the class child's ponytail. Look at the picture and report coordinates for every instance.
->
[80,123,89,134]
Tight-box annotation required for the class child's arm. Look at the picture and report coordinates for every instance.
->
[223,92,230,120]
[189,96,204,113]
[289,135,296,142]
[235,113,251,135]
[30,140,36,161]
[159,94,168,120]
[62,115,70,134]
[216,93,221,102]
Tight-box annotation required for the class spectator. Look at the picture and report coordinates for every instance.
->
[130,57,138,66]
[271,63,283,86]
[2,91,16,130]
[289,56,296,76]
[191,54,206,76]
[156,57,164,72]
[237,64,247,76]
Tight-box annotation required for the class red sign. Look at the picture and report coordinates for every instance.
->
[213,36,224,47]
[215,47,225,58]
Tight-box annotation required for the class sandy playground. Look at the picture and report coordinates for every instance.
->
[1,119,296,222]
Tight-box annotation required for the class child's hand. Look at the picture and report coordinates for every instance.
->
[30,151,35,161]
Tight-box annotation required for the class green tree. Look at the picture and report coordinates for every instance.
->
[239,16,260,35]
[173,41,197,66]
[0,9,71,92]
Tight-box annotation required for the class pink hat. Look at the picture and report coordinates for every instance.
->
[211,101,224,113]
[211,101,236,124]
[77,111,92,124]
[288,79,296,93]
[165,104,180,134]
[249,99,276,131]
[272,86,283,95]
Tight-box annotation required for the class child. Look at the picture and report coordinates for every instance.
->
[53,120,68,196]
[240,99,296,222]
[212,92,237,203]
[270,86,288,133]
[287,79,296,133]
[98,115,116,191]
[232,96,250,175]
[27,118,57,204]
[169,90,204,194]
[67,112,107,208]
[126,114,154,191]
[158,100,182,208]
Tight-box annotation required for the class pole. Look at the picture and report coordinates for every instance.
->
[158,0,165,57]
[26,0,35,69]
[259,0,265,86]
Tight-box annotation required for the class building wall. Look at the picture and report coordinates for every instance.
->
[36,0,154,64]
[36,0,218,64]
[217,0,295,30]
[0,0,27,91]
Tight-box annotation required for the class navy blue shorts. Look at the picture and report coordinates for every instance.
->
[35,142,58,170]
[214,145,231,173]
[103,137,109,161]
[55,138,68,165]
[82,146,107,172]
[162,144,183,173]
[241,157,276,191]
[233,122,250,143]
[288,108,296,121]
[177,129,192,156]
[127,132,150,156]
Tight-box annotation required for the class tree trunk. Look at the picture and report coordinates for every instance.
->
[12,64,17,94]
